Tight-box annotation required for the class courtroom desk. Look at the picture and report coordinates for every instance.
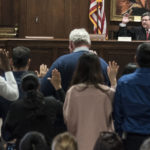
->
[0,38,148,77]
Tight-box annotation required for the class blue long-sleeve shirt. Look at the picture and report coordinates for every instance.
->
[40,47,110,97]
[114,68,150,136]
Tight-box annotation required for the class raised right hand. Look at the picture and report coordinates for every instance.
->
[122,13,130,24]
[0,49,11,71]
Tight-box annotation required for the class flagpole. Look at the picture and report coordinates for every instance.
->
[145,0,147,9]
[97,1,98,34]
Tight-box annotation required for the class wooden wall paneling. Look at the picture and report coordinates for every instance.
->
[0,0,18,26]
[41,0,53,36]
[90,40,139,77]
[26,0,50,36]
[30,46,69,70]
[70,0,80,29]
[0,0,2,24]
[64,0,90,37]
[64,0,70,36]
[45,0,53,36]
[79,0,90,30]
[28,46,69,70]
[9,0,15,25]
[11,0,19,26]
[64,0,71,37]
[1,0,11,25]
[19,0,27,37]
[30,48,53,70]
[52,0,65,38]
[103,49,135,77]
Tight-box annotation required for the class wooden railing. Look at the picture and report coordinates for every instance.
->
[0,38,147,77]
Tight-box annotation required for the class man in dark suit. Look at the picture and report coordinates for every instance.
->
[117,12,150,40]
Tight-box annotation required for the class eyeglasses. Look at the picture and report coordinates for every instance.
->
[142,19,150,22]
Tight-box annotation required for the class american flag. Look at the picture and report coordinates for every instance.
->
[89,0,107,36]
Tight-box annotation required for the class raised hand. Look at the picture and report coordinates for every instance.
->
[107,61,119,86]
[47,68,62,90]
[122,13,130,24]
[35,64,48,78]
[0,48,11,71]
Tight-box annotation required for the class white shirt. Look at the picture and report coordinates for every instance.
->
[0,71,19,101]
[147,29,150,33]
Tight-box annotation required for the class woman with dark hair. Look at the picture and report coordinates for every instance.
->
[19,131,49,150]
[93,132,123,150]
[3,71,66,150]
[63,53,119,150]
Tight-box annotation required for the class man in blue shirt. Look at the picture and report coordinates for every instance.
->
[114,42,150,150]
[40,28,110,97]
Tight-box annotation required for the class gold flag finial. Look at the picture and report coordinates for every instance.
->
[96,0,102,3]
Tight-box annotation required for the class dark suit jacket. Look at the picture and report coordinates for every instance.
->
[117,26,150,40]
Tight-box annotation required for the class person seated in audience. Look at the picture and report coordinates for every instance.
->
[40,28,110,97]
[52,132,78,150]
[0,48,19,101]
[117,12,150,40]
[140,137,150,150]
[113,42,150,150]
[2,71,66,150]
[93,131,123,150]
[19,131,49,150]
[122,62,137,75]
[63,52,119,150]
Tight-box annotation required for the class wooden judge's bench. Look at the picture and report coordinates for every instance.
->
[0,38,148,77]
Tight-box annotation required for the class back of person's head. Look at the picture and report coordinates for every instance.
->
[19,131,48,150]
[71,52,104,86]
[142,12,150,19]
[52,132,78,150]
[69,28,91,47]
[21,72,39,92]
[136,43,150,68]
[94,132,123,150]
[21,72,44,118]
[140,138,150,150]
[12,46,31,69]
[122,63,137,75]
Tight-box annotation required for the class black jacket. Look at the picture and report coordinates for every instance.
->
[3,94,66,149]
[117,26,150,40]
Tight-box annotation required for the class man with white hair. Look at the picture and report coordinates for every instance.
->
[40,28,110,97]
